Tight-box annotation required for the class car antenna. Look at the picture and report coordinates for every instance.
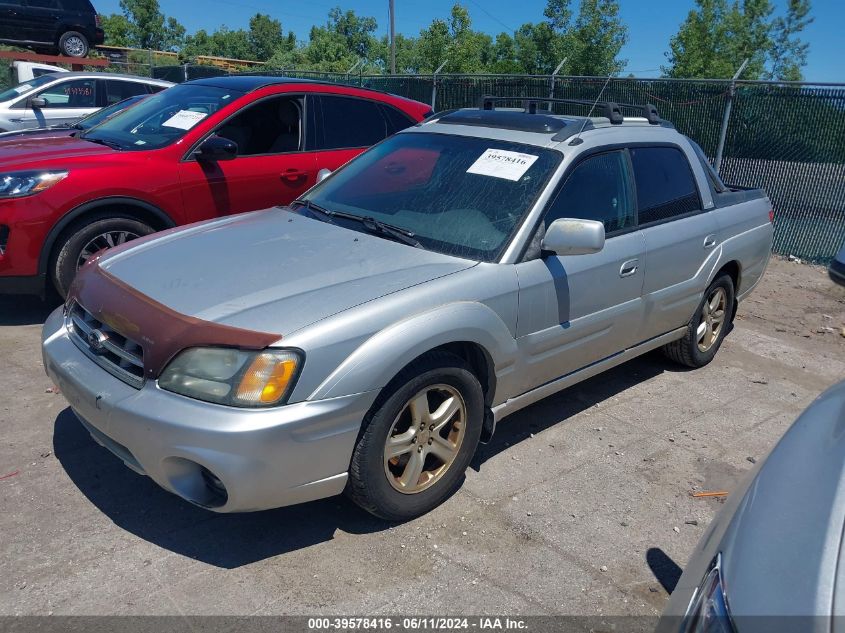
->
[569,74,614,146]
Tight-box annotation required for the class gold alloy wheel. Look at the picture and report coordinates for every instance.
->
[383,384,467,494]
[696,286,727,352]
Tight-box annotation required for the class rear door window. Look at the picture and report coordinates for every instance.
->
[629,146,701,225]
[104,80,150,105]
[316,95,388,150]
[380,104,415,134]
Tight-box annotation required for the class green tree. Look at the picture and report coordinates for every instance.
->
[568,0,627,75]
[117,0,185,50]
[298,7,379,72]
[248,13,285,61]
[100,13,133,47]
[417,4,492,73]
[664,0,813,80]
[767,0,812,80]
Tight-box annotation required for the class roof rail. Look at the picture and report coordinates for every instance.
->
[478,95,662,125]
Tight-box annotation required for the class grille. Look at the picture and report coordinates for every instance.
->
[66,302,145,388]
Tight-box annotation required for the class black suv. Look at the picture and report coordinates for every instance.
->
[0,0,104,57]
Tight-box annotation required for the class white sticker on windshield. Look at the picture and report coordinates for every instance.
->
[161,110,207,130]
[466,148,539,181]
[15,83,33,94]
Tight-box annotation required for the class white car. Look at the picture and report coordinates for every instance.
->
[0,71,171,132]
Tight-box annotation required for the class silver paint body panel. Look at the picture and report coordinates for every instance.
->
[42,115,774,512]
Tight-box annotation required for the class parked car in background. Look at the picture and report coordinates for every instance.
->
[0,76,431,296]
[0,72,170,132]
[8,60,67,85]
[0,93,147,141]
[0,0,104,57]
[41,99,773,520]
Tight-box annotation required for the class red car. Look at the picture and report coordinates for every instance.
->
[0,77,432,296]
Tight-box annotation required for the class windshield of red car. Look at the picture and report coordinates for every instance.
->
[302,132,561,262]
[81,84,244,150]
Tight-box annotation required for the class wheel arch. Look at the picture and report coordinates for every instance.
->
[307,302,517,405]
[38,196,176,276]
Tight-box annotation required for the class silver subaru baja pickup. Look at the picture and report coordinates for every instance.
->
[42,97,774,520]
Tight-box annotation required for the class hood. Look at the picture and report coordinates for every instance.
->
[97,208,476,335]
[0,134,113,169]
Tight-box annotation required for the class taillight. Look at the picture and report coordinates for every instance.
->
[95,13,102,26]
[768,209,774,223]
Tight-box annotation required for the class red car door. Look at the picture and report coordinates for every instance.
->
[177,93,317,218]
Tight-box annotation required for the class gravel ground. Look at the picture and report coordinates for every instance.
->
[1,256,843,618]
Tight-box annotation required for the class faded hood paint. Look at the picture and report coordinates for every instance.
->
[0,134,114,169]
[96,208,477,335]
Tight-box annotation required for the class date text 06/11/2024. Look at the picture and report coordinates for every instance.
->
[306,617,529,630]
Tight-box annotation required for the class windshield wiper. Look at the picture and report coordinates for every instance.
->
[81,136,123,150]
[292,200,422,249]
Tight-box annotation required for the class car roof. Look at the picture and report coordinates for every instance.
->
[37,71,172,84]
[408,106,679,149]
[185,75,420,105]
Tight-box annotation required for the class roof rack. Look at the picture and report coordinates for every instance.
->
[478,95,662,125]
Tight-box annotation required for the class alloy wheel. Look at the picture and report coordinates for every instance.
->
[77,230,139,269]
[696,287,727,352]
[383,384,467,494]
[64,36,85,56]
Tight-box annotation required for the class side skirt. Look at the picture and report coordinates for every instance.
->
[491,327,687,426]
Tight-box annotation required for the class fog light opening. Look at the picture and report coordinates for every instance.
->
[200,466,229,507]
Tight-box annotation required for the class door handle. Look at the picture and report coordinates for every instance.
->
[620,259,639,277]
[281,169,307,181]
[703,234,717,249]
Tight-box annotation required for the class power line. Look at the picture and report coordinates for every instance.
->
[463,0,516,34]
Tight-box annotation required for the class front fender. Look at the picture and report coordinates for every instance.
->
[308,301,519,403]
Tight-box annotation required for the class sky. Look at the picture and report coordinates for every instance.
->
[94,0,844,82]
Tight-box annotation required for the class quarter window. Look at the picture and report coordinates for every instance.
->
[630,146,701,224]
[317,96,388,149]
[545,151,635,234]
[34,79,96,108]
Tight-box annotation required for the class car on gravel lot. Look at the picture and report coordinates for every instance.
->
[0,76,431,296]
[656,254,845,633]
[0,72,169,133]
[0,93,147,142]
[42,97,774,520]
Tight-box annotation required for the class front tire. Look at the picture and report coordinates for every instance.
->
[58,31,89,57]
[662,273,735,368]
[346,352,484,521]
[51,216,154,298]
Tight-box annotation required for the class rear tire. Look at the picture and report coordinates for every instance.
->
[51,216,154,298]
[58,31,89,57]
[662,273,735,368]
[346,352,484,521]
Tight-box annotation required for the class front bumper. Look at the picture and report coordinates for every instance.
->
[42,306,378,512]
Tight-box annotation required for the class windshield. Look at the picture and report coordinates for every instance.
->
[75,95,147,131]
[301,132,561,261]
[0,75,57,103]
[81,84,242,150]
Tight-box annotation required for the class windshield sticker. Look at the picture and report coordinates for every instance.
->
[15,83,33,94]
[466,149,539,181]
[161,110,208,130]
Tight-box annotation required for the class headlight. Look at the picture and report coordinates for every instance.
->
[158,347,301,407]
[0,170,68,198]
[682,553,735,633]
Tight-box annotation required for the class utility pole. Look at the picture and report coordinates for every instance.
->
[389,0,396,74]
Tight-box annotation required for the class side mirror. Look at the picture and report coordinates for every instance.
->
[316,168,332,183]
[542,218,605,256]
[196,135,237,162]
[29,97,47,109]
